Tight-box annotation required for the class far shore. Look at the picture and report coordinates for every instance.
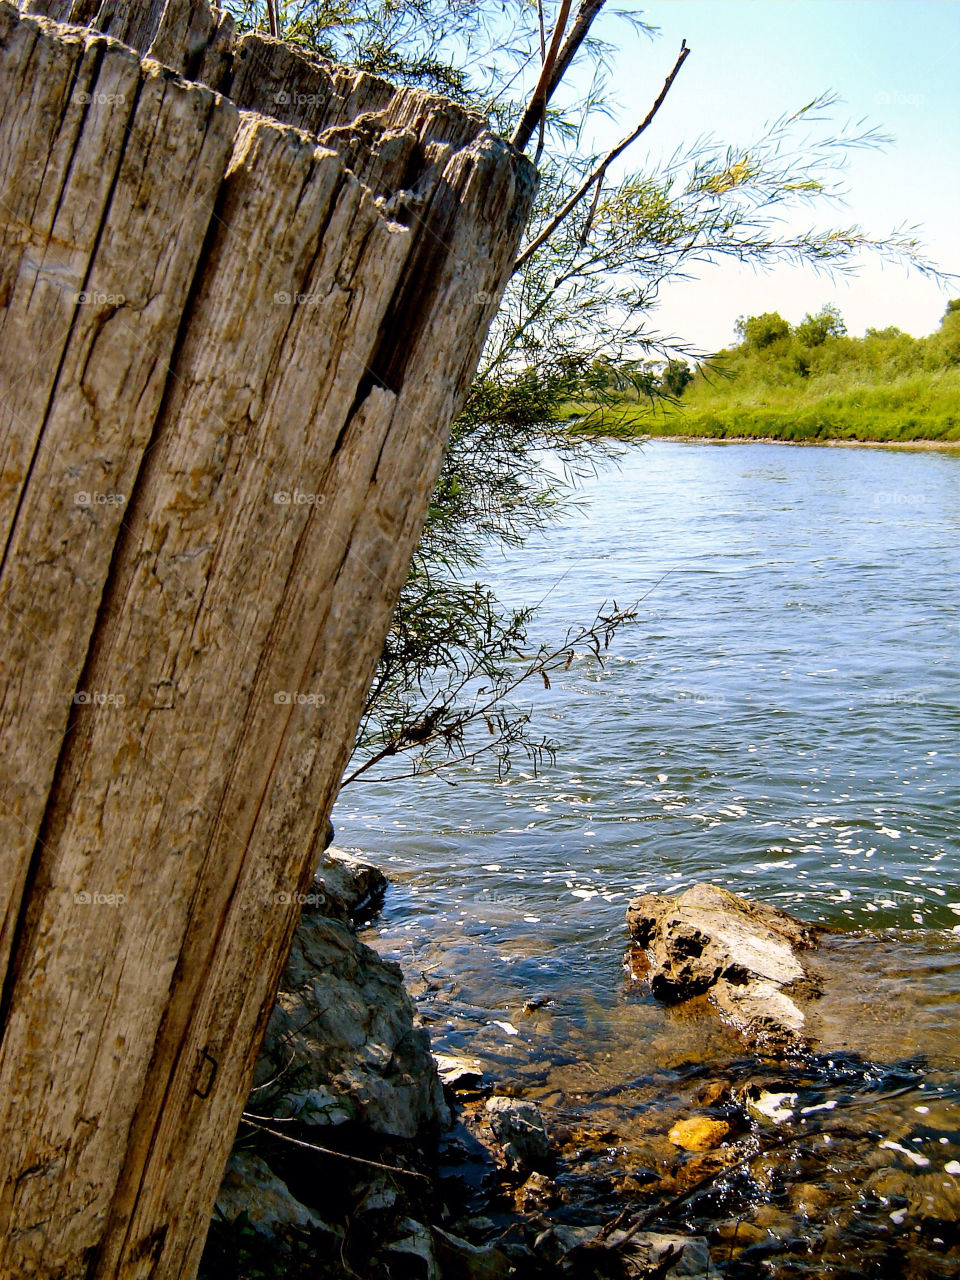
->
[637,433,960,452]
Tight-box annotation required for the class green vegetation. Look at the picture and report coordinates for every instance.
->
[572,301,960,443]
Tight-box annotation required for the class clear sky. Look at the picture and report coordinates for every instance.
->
[581,0,960,352]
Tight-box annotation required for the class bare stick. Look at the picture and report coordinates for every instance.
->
[240,1116,433,1183]
[514,0,609,153]
[535,0,548,163]
[514,40,690,273]
[511,0,573,152]
[265,0,279,37]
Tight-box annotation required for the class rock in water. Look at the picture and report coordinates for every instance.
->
[433,1053,485,1092]
[626,883,821,1047]
[485,1096,552,1172]
[309,846,387,923]
[668,1116,734,1151]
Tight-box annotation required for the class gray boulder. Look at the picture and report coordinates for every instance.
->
[215,1151,339,1240]
[308,845,386,923]
[255,912,450,1138]
[612,1231,712,1279]
[485,1096,552,1172]
[627,883,821,1046]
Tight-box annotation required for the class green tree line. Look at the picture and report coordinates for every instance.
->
[582,300,960,442]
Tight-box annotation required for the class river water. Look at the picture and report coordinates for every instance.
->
[336,441,960,1273]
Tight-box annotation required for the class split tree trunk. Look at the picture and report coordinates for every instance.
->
[0,4,535,1276]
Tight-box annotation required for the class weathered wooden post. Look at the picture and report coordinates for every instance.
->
[0,3,535,1275]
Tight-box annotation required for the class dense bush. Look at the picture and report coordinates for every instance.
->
[581,301,960,443]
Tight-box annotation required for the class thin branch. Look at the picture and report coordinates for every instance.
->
[346,589,660,786]
[512,0,573,152]
[265,0,278,38]
[240,1116,432,1183]
[578,173,604,247]
[514,0,609,153]
[535,0,548,163]
[514,40,691,273]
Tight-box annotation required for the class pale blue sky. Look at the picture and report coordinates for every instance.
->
[579,0,960,350]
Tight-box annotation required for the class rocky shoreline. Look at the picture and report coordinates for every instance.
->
[201,857,960,1280]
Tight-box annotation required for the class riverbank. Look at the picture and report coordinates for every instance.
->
[563,366,960,445]
[630,434,960,451]
[203,849,960,1279]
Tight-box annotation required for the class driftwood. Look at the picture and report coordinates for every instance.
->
[0,4,535,1276]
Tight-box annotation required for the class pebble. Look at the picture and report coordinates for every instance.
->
[668,1116,734,1151]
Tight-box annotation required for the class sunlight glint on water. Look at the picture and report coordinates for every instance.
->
[337,440,960,1027]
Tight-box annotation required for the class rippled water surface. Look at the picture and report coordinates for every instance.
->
[337,441,960,1271]
[339,441,959,973]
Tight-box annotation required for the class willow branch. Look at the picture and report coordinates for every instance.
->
[512,0,573,152]
[514,0,609,154]
[535,0,548,163]
[513,40,691,273]
[548,0,607,95]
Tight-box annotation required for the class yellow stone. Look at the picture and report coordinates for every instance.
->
[668,1116,734,1151]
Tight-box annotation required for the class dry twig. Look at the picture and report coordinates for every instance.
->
[514,40,690,272]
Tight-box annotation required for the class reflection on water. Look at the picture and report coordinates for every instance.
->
[338,441,960,1273]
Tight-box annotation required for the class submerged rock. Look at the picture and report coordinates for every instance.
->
[514,1170,559,1211]
[739,1082,799,1125]
[485,1096,552,1172]
[536,1224,712,1279]
[627,883,822,1046]
[609,1231,712,1279]
[668,1116,734,1152]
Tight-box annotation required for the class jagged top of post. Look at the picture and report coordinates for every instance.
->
[17,0,515,161]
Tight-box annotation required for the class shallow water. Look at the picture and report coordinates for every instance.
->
[337,440,960,1272]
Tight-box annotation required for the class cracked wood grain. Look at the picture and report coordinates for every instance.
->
[0,4,536,1276]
